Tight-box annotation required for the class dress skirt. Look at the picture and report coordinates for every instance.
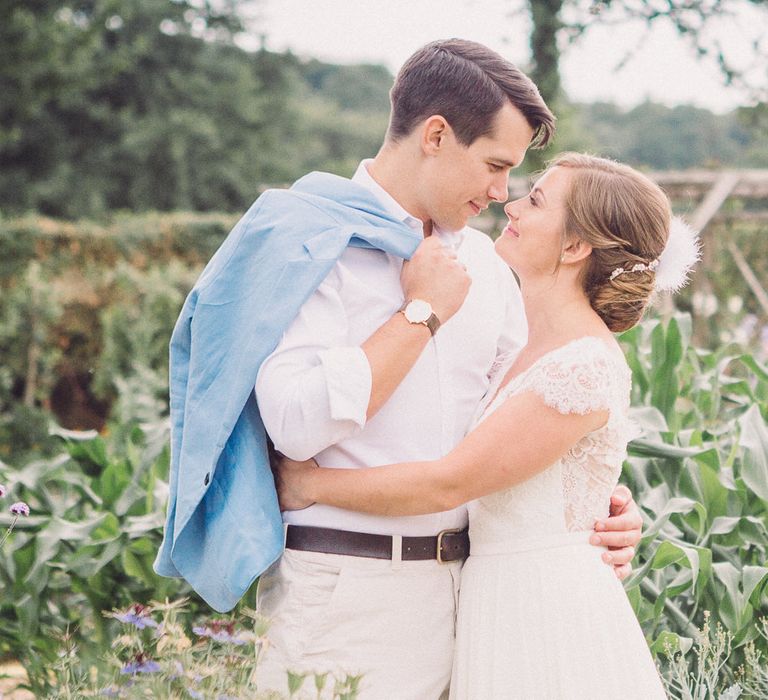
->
[450,531,667,700]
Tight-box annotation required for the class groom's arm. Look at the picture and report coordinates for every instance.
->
[256,237,470,461]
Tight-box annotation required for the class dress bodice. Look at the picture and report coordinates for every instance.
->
[467,336,634,548]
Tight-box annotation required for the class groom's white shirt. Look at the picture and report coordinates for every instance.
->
[256,160,527,536]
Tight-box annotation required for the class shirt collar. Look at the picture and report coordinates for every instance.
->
[352,160,422,231]
[352,159,467,251]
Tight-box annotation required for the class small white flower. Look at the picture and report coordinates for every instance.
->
[727,296,743,315]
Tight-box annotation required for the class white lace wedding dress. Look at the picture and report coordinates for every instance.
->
[450,337,666,699]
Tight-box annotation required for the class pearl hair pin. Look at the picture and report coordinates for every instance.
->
[608,216,701,293]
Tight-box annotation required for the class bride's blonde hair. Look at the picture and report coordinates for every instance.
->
[551,153,671,332]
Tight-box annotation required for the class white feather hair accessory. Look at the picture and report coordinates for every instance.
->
[608,215,701,293]
[653,216,702,293]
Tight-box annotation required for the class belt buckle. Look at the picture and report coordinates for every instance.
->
[436,528,462,564]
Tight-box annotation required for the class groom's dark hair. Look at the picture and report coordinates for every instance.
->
[388,39,555,149]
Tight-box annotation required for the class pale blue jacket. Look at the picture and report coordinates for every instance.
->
[154,172,422,611]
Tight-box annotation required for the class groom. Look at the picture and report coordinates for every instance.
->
[254,40,642,698]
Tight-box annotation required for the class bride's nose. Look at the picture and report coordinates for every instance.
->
[503,201,519,220]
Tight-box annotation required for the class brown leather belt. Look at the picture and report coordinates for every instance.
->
[285,525,470,563]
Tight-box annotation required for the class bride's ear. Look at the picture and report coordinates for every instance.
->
[561,236,592,265]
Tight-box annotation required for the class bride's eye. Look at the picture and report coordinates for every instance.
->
[529,194,537,207]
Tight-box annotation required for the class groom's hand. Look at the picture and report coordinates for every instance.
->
[591,485,642,580]
[401,237,471,324]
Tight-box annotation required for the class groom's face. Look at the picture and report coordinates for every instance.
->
[422,102,535,232]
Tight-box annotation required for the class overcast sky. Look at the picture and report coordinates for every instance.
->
[240,0,764,114]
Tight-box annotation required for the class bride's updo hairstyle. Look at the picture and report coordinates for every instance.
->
[552,153,671,333]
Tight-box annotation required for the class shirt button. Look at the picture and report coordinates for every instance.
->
[204,473,210,486]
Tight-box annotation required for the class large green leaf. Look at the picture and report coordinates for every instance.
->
[737,404,768,500]
[642,496,700,541]
[97,459,132,507]
[744,566,768,607]
[628,439,706,459]
[709,516,740,536]
[651,540,686,568]
[737,354,768,384]
[650,318,683,420]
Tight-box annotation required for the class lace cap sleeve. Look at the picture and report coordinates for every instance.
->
[518,338,626,416]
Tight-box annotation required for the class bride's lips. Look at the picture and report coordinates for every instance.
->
[503,223,520,238]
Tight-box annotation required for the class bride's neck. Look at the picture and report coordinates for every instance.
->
[520,274,593,344]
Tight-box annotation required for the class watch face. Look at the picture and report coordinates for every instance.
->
[405,299,432,323]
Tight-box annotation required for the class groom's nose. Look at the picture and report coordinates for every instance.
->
[488,172,509,202]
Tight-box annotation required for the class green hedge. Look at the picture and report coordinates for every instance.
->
[0,213,243,462]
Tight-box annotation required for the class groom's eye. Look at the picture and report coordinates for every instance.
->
[489,163,505,172]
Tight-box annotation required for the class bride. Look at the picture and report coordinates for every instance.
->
[276,153,699,699]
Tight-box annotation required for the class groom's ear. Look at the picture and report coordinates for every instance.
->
[421,115,451,155]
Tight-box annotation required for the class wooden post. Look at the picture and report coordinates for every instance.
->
[688,172,741,346]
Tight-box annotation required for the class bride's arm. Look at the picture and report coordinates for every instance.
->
[277,390,607,516]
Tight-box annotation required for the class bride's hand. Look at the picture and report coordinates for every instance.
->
[273,455,318,511]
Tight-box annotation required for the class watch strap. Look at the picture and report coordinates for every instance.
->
[424,312,440,336]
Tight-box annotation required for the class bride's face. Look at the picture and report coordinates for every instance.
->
[494,166,572,278]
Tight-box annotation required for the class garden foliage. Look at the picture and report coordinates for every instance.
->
[1,311,766,695]
[0,213,229,464]
[619,315,768,693]
[0,211,766,694]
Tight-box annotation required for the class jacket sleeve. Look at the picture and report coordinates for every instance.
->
[255,264,372,460]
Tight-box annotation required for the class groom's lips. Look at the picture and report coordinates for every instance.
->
[468,201,483,215]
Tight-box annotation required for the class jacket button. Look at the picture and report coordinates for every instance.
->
[204,473,210,486]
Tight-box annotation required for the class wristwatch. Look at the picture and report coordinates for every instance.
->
[398,299,441,336]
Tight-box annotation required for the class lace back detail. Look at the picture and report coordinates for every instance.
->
[469,337,633,540]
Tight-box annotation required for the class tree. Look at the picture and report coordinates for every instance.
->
[0,0,268,216]
[0,1,396,217]
[519,0,768,122]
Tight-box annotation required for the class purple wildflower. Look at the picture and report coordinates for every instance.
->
[113,603,159,629]
[0,484,6,498]
[187,691,203,700]
[9,502,29,517]
[192,619,246,645]
[120,654,161,675]
[169,660,184,679]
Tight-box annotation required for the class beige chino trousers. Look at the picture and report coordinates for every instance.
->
[255,548,462,700]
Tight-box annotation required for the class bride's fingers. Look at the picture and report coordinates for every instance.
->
[590,528,641,549]
[614,563,633,581]
[594,508,643,535]
[601,545,635,567]
[608,484,633,512]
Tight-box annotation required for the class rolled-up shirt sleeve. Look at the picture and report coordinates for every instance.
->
[255,267,373,460]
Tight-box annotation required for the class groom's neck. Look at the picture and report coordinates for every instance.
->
[368,145,431,237]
